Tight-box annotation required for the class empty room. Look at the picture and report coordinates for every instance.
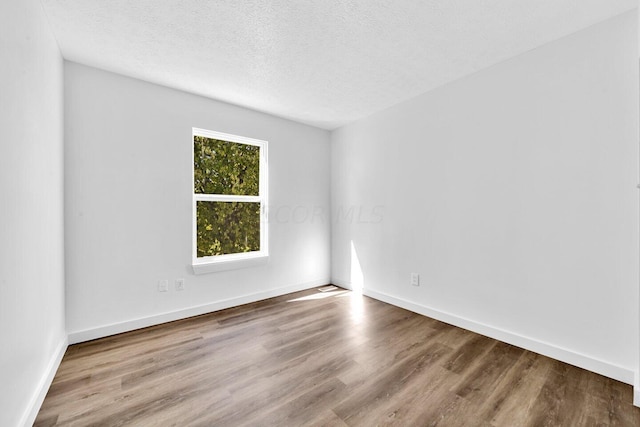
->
[2,0,640,425]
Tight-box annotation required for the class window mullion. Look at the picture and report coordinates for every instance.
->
[194,194,261,203]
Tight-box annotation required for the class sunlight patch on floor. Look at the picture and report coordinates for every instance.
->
[286,290,348,302]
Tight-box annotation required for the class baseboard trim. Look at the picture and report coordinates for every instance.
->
[20,335,68,427]
[68,279,331,344]
[634,371,640,407]
[333,280,634,386]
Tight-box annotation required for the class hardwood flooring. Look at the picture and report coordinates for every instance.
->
[35,286,640,426]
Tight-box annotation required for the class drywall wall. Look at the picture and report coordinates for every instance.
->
[64,62,331,341]
[0,1,67,425]
[332,11,639,383]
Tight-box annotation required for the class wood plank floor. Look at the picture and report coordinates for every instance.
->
[35,286,640,426]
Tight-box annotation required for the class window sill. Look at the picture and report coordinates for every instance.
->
[192,254,268,275]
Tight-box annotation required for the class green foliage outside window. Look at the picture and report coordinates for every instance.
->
[196,201,261,257]
[194,136,261,258]
[194,136,259,195]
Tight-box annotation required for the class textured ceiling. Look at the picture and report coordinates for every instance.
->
[41,0,636,129]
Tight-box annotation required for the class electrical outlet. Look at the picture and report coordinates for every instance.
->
[410,273,420,287]
[158,279,169,292]
[175,278,185,291]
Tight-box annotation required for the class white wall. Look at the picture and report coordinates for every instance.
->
[64,62,331,341]
[0,1,67,426]
[332,11,639,383]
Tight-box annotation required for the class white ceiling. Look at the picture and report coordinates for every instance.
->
[41,0,636,130]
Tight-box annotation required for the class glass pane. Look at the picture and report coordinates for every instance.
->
[196,201,261,257]
[194,136,260,195]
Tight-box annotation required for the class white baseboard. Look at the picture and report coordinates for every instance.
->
[20,335,68,427]
[68,279,331,344]
[333,279,634,386]
[634,371,640,407]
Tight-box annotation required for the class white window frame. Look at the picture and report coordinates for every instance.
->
[191,128,268,274]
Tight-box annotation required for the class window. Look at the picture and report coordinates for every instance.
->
[192,128,268,273]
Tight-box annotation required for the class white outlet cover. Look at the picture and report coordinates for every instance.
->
[411,273,420,286]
